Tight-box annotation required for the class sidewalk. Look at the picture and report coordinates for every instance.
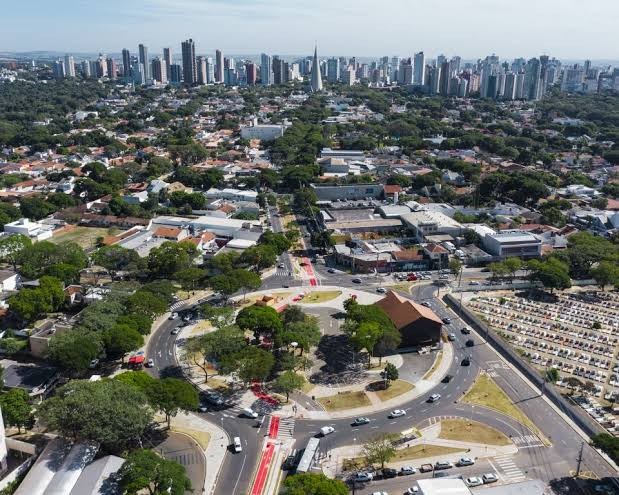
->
[169,412,229,495]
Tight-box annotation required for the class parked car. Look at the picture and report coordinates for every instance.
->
[442,374,453,383]
[353,472,373,482]
[483,473,498,484]
[400,466,416,475]
[320,426,335,436]
[169,312,178,320]
[419,463,433,473]
[434,461,452,470]
[171,328,180,335]
[376,287,387,293]
[407,274,418,281]
[428,394,441,403]
[389,409,406,418]
[242,408,258,419]
[448,333,456,341]
[202,391,225,407]
[352,278,362,284]
[371,492,388,495]
[381,468,398,479]
[466,476,484,487]
[327,268,336,274]
[461,327,471,334]
[278,263,285,268]
[461,357,471,366]
[421,302,432,308]
[469,281,481,286]
[465,339,475,347]
[146,359,154,368]
[351,417,370,426]
[457,457,475,466]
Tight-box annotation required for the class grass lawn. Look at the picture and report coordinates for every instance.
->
[461,373,546,442]
[374,380,415,402]
[51,226,120,250]
[171,426,210,451]
[317,391,371,411]
[387,282,415,294]
[393,444,464,462]
[205,377,229,391]
[302,291,342,304]
[423,351,443,380]
[439,419,512,446]
[299,375,314,394]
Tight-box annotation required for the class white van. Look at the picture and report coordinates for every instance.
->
[320,426,335,436]
[233,437,242,453]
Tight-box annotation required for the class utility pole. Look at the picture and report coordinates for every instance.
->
[575,441,584,478]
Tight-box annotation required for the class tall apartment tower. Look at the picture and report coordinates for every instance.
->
[215,49,224,83]
[327,58,340,83]
[310,45,323,92]
[138,44,150,80]
[181,39,197,85]
[163,47,172,79]
[260,53,272,86]
[152,57,168,84]
[64,55,75,77]
[246,62,257,85]
[106,58,117,80]
[413,51,425,85]
[122,49,131,79]
[197,56,207,85]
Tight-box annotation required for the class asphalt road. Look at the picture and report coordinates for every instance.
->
[157,432,206,494]
[145,230,617,494]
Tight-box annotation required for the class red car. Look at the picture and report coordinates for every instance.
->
[407,274,418,281]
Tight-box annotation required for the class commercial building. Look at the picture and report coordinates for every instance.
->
[401,211,463,242]
[181,38,197,85]
[260,53,272,86]
[311,183,384,201]
[138,43,150,80]
[240,121,288,141]
[3,219,55,241]
[376,291,443,346]
[483,231,542,258]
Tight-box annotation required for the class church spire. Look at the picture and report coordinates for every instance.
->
[310,44,323,92]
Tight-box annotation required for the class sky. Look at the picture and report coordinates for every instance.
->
[2,0,618,61]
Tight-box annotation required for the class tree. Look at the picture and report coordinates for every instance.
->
[488,261,509,283]
[231,268,262,301]
[38,379,153,452]
[463,229,481,246]
[200,304,235,330]
[590,261,619,290]
[184,326,246,382]
[147,241,197,278]
[148,378,199,429]
[545,368,560,383]
[348,321,382,367]
[238,244,277,271]
[118,449,192,495]
[281,305,306,325]
[236,305,283,339]
[273,371,305,402]
[126,290,168,319]
[528,258,571,293]
[174,267,206,291]
[222,346,275,385]
[591,434,619,464]
[383,362,399,387]
[0,389,33,433]
[281,473,348,495]
[448,258,462,277]
[91,245,141,276]
[281,318,321,355]
[503,257,523,283]
[374,326,401,366]
[209,274,240,301]
[8,276,65,322]
[102,324,144,361]
[47,330,103,376]
[362,432,400,469]
[0,234,31,270]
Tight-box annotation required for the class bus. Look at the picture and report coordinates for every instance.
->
[296,438,320,473]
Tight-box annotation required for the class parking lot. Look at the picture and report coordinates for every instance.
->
[466,289,619,435]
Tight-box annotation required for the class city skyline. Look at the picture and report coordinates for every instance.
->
[2,0,618,60]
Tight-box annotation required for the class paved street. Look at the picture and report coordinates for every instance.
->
[157,432,205,494]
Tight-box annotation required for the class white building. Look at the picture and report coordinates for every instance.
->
[483,231,542,258]
[401,211,463,241]
[240,121,287,141]
[3,219,54,241]
[205,188,258,202]
[417,479,471,495]
[0,406,7,473]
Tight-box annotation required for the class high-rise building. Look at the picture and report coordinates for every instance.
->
[273,56,283,85]
[53,60,65,79]
[181,39,197,85]
[215,49,224,83]
[170,64,183,84]
[163,47,172,79]
[106,58,117,80]
[413,51,425,85]
[524,58,542,100]
[503,72,516,100]
[122,49,131,80]
[439,61,450,95]
[80,60,91,78]
[310,46,323,92]
[131,61,144,85]
[514,72,526,99]
[64,55,75,77]
[341,66,356,86]
[139,44,150,80]
[399,58,413,85]
[246,62,257,85]
[152,57,167,84]
[206,57,215,83]
[260,53,272,86]
[197,56,207,85]
[326,58,340,83]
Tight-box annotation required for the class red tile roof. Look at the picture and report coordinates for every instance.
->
[376,290,443,329]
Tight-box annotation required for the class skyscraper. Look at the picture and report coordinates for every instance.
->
[64,55,75,77]
[260,53,272,86]
[152,57,167,84]
[181,39,197,85]
[413,51,425,85]
[170,64,183,84]
[106,58,117,80]
[163,47,172,79]
[206,57,215,84]
[246,62,257,85]
[327,58,340,83]
[197,56,207,85]
[80,60,91,78]
[53,60,65,79]
[310,46,323,92]
[139,44,150,80]
[122,49,131,80]
[215,49,224,83]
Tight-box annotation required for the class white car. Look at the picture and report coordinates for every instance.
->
[400,466,416,475]
[406,487,420,494]
[354,471,373,482]
[233,436,242,453]
[171,328,180,335]
[242,408,258,419]
[483,473,498,484]
[428,393,441,403]
[457,457,475,466]
[169,312,178,320]
[389,409,406,418]
[371,492,388,495]
[376,287,387,293]
[146,358,154,368]
[466,476,484,487]
[320,426,335,436]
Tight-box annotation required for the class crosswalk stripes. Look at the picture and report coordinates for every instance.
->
[493,454,526,482]
[277,418,296,439]
[512,434,544,448]
[275,268,291,277]
[170,301,185,311]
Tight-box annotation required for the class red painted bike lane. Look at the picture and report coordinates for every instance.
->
[301,257,317,286]
[268,416,280,439]
[250,442,275,495]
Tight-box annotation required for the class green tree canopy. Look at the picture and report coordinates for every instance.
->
[0,389,33,433]
[47,330,103,375]
[118,449,192,495]
[282,473,348,495]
